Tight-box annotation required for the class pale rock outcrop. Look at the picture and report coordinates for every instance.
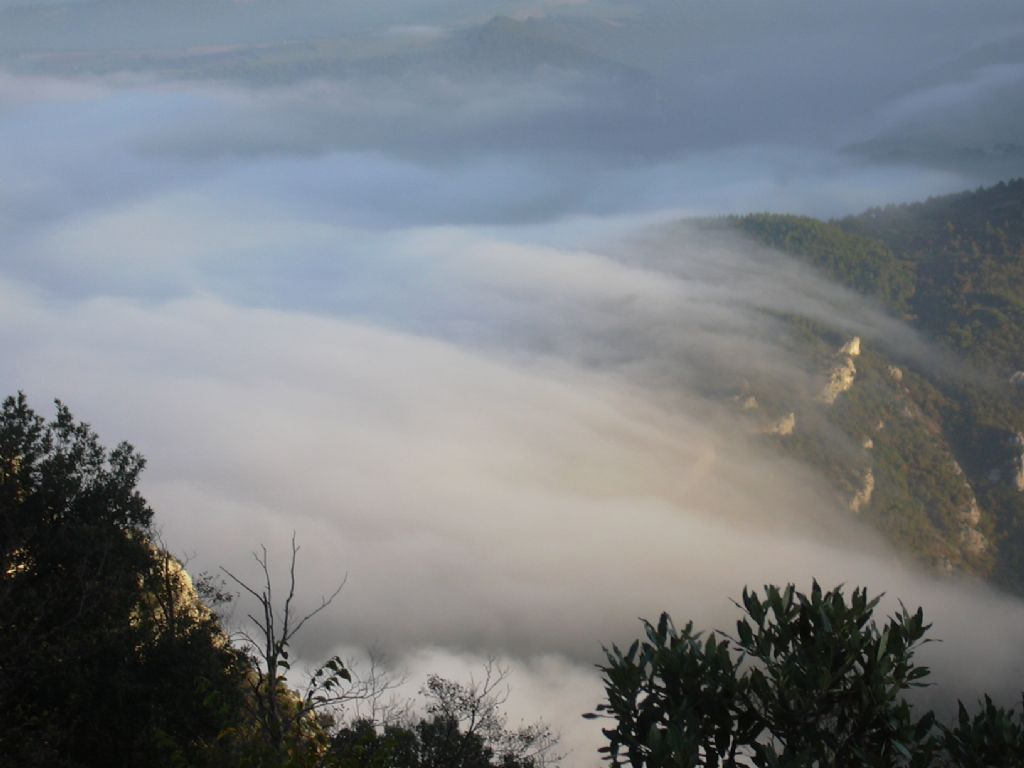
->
[819,337,860,405]
[741,395,759,410]
[136,549,214,629]
[957,497,988,557]
[1010,371,1024,388]
[850,468,874,513]
[959,526,989,557]
[840,337,862,357]
[1010,432,1024,492]
[862,437,874,450]
[888,366,904,382]
[820,357,857,405]
[126,549,232,650]
[964,497,982,527]
[760,412,796,437]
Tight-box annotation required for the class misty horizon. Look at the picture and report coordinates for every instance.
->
[3,2,1024,764]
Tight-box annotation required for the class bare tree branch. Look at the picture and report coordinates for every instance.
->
[218,533,390,760]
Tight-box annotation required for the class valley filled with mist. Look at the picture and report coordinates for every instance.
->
[2,1,1024,765]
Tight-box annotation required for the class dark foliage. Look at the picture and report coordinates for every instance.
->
[0,393,249,767]
[0,393,559,767]
[728,213,915,313]
[327,663,559,768]
[590,583,1023,767]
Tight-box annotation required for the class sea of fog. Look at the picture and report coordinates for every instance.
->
[3,3,1024,759]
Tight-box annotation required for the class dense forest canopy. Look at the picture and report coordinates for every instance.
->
[732,179,1024,373]
[720,179,1024,588]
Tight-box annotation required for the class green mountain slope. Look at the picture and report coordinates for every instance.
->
[720,179,1024,587]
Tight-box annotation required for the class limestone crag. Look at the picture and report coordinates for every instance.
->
[964,497,982,527]
[1011,432,1024,492]
[957,496,988,556]
[839,337,862,357]
[820,336,861,405]
[959,527,989,557]
[849,467,874,513]
[760,412,796,437]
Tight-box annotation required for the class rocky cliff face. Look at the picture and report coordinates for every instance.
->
[819,337,860,405]
[760,412,796,437]
[1011,433,1024,492]
[958,497,988,557]
[733,332,997,578]
[849,468,874,513]
[723,182,1024,589]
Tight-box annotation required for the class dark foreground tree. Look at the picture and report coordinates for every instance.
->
[588,582,1024,767]
[1,393,559,768]
[0,393,250,767]
[940,695,1024,767]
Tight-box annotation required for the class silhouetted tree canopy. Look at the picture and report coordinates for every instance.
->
[0,392,251,766]
[0,393,560,767]
[589,582,1024,767]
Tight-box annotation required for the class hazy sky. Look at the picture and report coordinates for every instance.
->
[3,2,1024,763]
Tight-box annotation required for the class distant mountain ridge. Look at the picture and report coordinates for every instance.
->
[0,10,648,86]
[844,36,1024,179]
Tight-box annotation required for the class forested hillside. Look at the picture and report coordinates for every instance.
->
[724,179,1024,588]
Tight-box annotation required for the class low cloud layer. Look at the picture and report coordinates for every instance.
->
[5,224,1024,761]
[3,4,1024,762]
[3,0,1022,182]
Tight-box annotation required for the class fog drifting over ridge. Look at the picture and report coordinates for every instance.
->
[3,1,1024,763]
[7,227,1024,761]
